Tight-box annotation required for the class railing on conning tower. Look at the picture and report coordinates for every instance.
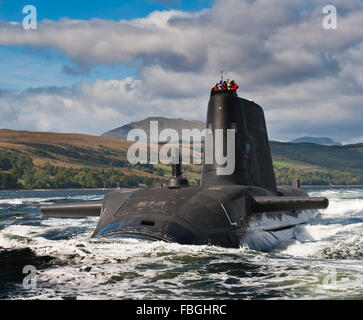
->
[210,89,238,97]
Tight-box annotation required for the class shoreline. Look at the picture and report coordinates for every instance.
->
[0,188,120,192]
[1,185,363,192]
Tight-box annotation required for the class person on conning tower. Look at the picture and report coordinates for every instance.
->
[229,80,239,93]
[211,72,239,96]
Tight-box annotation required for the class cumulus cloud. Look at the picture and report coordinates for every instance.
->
[0,10,209,71]
[0,79,207,135]
[0,0,362,143]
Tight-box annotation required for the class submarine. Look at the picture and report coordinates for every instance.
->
[41,90,329,251]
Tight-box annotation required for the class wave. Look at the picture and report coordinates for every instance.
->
[277,188,363,260]
[0,195,104,206]
[317,236,362,259]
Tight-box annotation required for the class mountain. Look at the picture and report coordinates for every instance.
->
[269,141,363,170]
[105,120,343,147]
[1,129,362,187]
[289,136,342,146]
[0,129,202,189]
[0,129,159,180]
[102,117,205,142]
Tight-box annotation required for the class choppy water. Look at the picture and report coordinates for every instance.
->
[0,187,362,300]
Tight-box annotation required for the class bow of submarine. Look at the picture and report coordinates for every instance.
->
[92,184,323,250]
[92,185,253,248]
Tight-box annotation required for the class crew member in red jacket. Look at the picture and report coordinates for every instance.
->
[230,80,239,93]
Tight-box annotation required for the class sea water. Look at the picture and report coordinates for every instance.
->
[0,187,362,300]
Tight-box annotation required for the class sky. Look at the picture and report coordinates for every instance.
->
[0,0,362,144]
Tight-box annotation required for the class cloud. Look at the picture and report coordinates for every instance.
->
[1,0,362,83]
[0,79,207,135]
[0,0,362,143]
[0,10,209,71]
[1,72,362,144]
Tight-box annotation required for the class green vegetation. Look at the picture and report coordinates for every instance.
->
[1,149,362,189]
[270,141,363,185]
[274,166,363,186]
[270,141,363,170]
[0,151,163,189]
[1,136,362,189]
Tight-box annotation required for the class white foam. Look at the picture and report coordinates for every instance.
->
[279,221,362,259]
[0,195,104,205]
[319,198,363,218]
[274,188,363,259]
[0,199,24,205]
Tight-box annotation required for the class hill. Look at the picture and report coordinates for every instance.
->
[289,136,342,146]
[0,129,132,169]
[0,129,362,188]
[0,129,201,189]
[269,141,363,185]
[270,141,362,170]
[102,117,205,142]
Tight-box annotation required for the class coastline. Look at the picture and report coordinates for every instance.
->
[1,185,363,193]
[0,188,120,193]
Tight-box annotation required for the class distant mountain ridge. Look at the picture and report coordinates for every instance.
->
[102,117,205,141]
[289,136,342,146]
[1,129,362,186]
[103,119,343,148]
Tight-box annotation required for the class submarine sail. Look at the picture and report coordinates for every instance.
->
[201,94,276,190]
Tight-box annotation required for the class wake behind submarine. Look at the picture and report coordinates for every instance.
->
[41,90,329,251]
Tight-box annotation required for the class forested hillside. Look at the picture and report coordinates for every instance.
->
[0,129,362,189]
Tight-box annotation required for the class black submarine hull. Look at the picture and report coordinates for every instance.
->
[86,185,327,251]
[41,93,329,251]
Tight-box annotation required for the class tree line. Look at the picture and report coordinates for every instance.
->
[0,151,362,189]
[0,152,163,189]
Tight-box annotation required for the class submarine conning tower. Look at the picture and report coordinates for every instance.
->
[201,93,277,191]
